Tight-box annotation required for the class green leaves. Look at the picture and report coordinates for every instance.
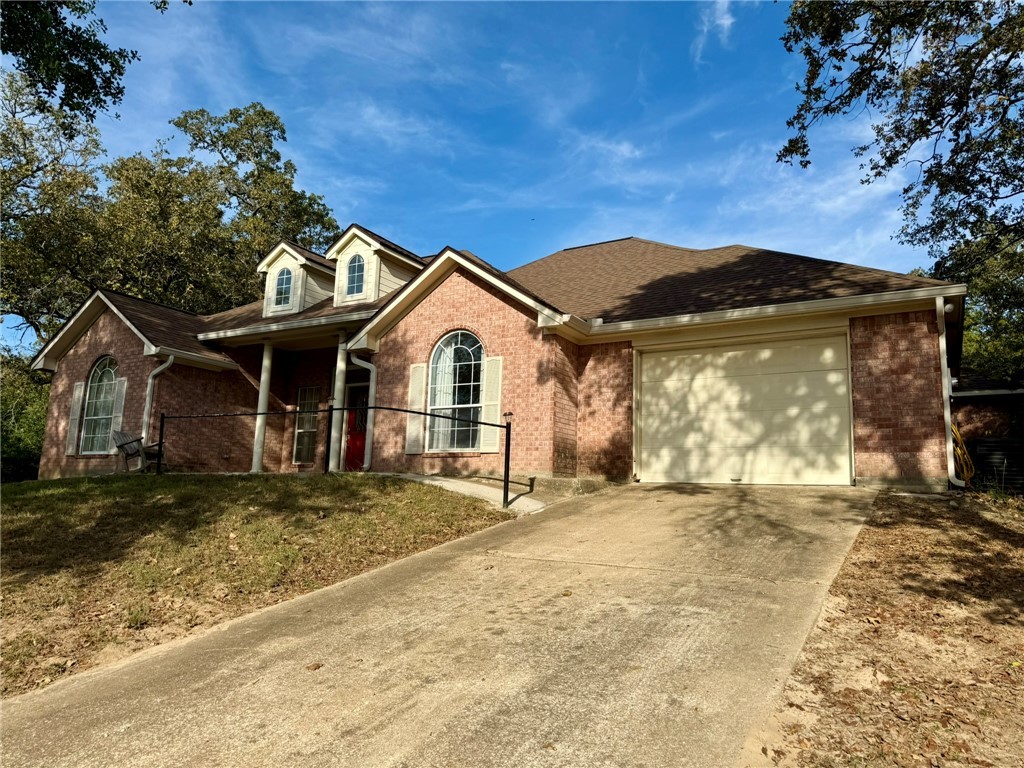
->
[0,1,138,131]
[780,1,1024,258]
[1,74,342,337]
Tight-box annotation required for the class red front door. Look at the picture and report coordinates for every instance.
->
[344,386,370,471]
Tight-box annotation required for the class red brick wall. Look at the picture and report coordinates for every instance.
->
[550,335,579,476]
[152,364,259,474]
[577,341,633,480]
[372,268,559,476]
[850,310,948,483]
[39,309,158,478]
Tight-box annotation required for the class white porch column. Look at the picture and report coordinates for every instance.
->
[250,342,274,473]
[328,338,348,472]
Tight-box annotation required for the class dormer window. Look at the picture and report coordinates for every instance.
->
[346,255,365,296]
[274,268,293,307]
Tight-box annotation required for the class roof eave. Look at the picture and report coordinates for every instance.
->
[31,291,152,371]
[578,283,968,338]
[197,310,377,343]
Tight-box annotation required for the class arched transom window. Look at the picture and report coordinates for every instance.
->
[428,331,482,450]
[274,267,293,307]
[347,254,365,296]
[81,356,119,453]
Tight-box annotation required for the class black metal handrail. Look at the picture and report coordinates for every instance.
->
[157,405,514,507]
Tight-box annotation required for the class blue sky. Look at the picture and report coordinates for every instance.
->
[5,1,931,349]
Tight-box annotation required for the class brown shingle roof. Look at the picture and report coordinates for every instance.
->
[508,237,951,323]
[201,294,392,335]
[102,292,233,363]
[330,223,425,263]
[281,239,335,272]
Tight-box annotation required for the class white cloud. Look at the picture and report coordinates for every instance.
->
[691,1,736,65]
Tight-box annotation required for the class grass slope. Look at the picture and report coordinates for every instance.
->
[1,473,511,697]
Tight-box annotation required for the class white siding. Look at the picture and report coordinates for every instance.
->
[378,257,417,297]
[262,252,304,318]
[333,235,378,305]
[304,270,334,309]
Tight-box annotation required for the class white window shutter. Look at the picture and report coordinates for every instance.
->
[66,382,85,455]
[107,378,128,452]
[479,356,503,453]
[405,363,427,454]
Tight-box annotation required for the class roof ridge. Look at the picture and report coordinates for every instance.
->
[281,238,330,259]
[559,236,636,252]
[706,244,947,286]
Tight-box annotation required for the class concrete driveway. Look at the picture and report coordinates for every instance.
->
[1,484,874,768]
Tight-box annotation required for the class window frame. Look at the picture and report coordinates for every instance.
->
[80,356,119,455]
[346,254,365,297]
[273,267,294,309]
[292,386,320,464]
[427,330,483,453]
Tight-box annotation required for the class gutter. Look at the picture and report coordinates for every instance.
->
[586,284,967,336]
[936,297,966,488]
[349,353,377,471]
[142,355,174,443]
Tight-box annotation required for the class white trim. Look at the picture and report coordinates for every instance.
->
[344,254,366,298]
[146,347,238,371]
[846,332,856,484]
[588,284,967,337]
[348,248,562,352]
[631,347,641,481]
[32,292,151,370]
[266,266,297,315]
[198,310,376,341]
[325,226,424,271]
[291,385,321,465]
[634,333,854,485]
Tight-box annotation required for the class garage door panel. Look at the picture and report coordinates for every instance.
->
[641,412,851,449]
[641,371,848,412]
[639,336,851,486]
[642,445,851,485]
[642,341,847,383]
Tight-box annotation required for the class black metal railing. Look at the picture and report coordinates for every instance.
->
[157,405,514,507]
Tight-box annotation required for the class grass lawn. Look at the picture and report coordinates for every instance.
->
[1,473,512,698]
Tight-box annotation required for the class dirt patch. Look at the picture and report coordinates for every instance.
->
[740,491,1024,768]
[1,473,511,697]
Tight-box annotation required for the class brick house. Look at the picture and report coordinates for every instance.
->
[33,224,968,489]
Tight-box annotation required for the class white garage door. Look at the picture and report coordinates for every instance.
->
[639,336,852,485]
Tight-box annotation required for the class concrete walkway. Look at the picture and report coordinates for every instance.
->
[395,473,548,514]
[1,484,874,768]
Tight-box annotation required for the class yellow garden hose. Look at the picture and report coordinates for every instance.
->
[952,422,975,487]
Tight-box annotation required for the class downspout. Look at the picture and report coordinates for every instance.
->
[349,353,377,471]
[142,355,175,443]
[935,297,966,488]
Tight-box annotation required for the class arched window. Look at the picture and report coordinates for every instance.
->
[81,357,119,453]
[346,255,365,296]
[428,331,483,450]
[274,268,293,307]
